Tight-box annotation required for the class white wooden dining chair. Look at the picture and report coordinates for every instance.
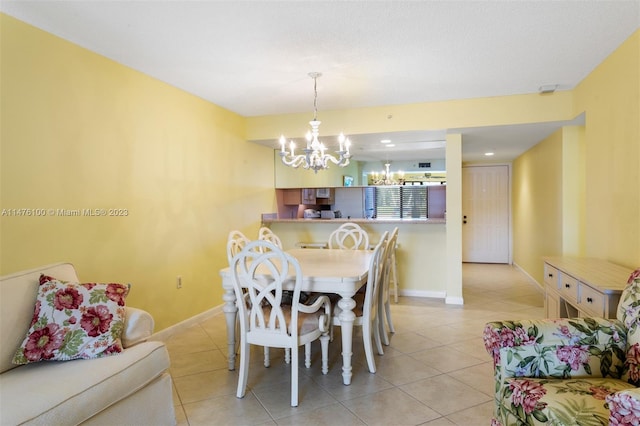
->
[258,226,283,249]
[230,240,331,407]
[227,230,251,263]
[379,227,398,346]
[328,222,370,250]
[331,232,387,373]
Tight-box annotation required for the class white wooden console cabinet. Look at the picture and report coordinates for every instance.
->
[544,257,633,319]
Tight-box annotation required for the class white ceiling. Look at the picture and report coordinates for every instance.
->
[2,1,638,163]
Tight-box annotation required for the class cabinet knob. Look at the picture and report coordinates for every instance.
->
[565,283,571,288]
[548,273,554,278]
[587,297,593,303]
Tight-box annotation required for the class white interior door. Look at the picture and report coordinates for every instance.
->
[462,165,510,263]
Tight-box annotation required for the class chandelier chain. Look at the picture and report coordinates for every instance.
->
[313,75,318,121]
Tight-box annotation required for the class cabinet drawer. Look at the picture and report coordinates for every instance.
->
[544,264,559,288]
[579,284,606,317]
[558,273,579,303]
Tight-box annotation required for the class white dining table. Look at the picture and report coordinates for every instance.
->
[219,247,372,385]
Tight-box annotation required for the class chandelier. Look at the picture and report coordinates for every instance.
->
[279,72,351,173]
[371,162,405,185]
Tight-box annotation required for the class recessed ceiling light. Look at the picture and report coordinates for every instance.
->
[380,139,391,144]
[386,144,396,147]
[485,152,495,156]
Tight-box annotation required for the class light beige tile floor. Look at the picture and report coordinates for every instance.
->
[167,263,544,425]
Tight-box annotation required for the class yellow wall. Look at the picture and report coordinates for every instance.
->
[573,30,640,267]
[512,129,564,280]
[445,134,463,302]
[561,125,586,257]
[0,14,275,331]
[512,30,639,281]
[247,92,576,142]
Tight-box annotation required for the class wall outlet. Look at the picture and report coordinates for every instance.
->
[176,276,182,289]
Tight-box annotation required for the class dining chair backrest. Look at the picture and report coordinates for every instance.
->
[382,228,398,294]
[328,222,370,250]
[227,230,251,264]
[258,226,283,250]
[387,227,399,267]
[378,227,398,345]
[365,232,388,317]
[230,240,304,348]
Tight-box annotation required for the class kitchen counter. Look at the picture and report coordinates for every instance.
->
[263,218,446,225]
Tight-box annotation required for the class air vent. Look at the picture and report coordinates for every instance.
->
[418,162,431,168]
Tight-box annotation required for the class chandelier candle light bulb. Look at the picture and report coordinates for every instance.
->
[278,72,352,173]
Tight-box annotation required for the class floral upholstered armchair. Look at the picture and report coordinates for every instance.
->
[484,268,640,426]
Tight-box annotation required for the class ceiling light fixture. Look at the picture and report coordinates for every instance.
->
[278,72,351,173]
[485,152,495,156]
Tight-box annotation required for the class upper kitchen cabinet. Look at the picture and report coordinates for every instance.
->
[313,188,335,205]
[302,188,316,204]
[283,189,302,205]
[282,188,335,205]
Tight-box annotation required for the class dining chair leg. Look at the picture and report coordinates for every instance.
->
[291,345,299,407]
[264,347,270,367]
[320,333,330,374]
[385,299,395,334]
[304,343,311,368]
[379,299,390,346]
[362,321,377,373]
[373,316,384,356]
[285,347,291,364]
[391,252,399,303]
[236,339,250,399]
[234,316,241,355]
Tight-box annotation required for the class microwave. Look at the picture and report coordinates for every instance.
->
[316,188,330,198]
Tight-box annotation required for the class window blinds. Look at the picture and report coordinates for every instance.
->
[373,186,428,219]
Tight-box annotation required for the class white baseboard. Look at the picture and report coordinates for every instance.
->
[445,296,464,305]
[399,289,446,299]
[396,289,463,304]
[150,305,222,342]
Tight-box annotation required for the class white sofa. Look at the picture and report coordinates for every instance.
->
[0,263,176,425]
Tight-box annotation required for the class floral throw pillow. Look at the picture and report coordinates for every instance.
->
[12,274,130,364]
